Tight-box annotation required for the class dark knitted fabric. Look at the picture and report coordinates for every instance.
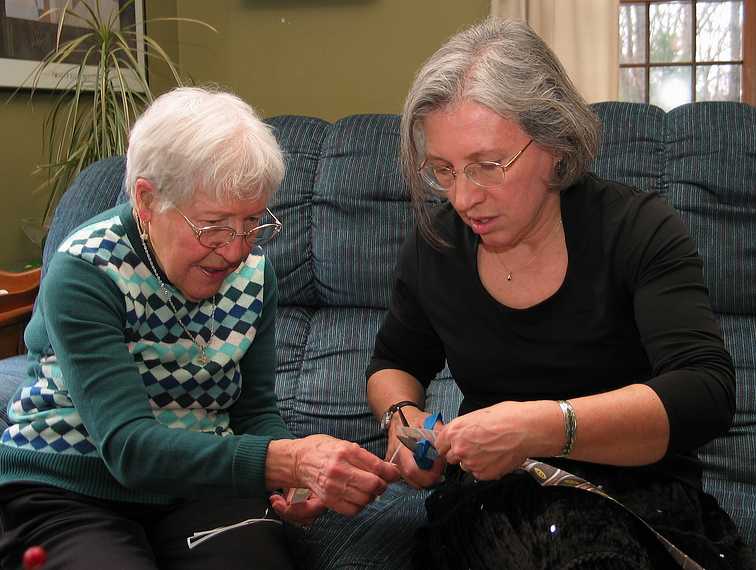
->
[414,464,756,570]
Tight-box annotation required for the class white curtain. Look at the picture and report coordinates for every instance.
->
[490,0,619,103]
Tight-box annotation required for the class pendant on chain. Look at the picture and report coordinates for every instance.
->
[137,215,216,367]
[506,273,512,282]
[197,347,209,365]
[196,336,210,365]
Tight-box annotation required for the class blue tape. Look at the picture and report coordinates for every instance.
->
[423,413,442,430]
[414,412,443,470]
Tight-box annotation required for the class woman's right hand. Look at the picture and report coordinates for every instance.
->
[285,434,401,516]
[385,407,446,489]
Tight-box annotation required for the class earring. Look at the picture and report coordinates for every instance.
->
[135,212,150,242]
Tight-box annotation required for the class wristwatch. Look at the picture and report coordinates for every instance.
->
[379,400,419,431]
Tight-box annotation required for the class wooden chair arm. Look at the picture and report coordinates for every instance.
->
[0,267,41,357]
[0,305,35,327]
[0,267,41,291]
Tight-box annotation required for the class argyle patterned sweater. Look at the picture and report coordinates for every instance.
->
[0,203,292,504]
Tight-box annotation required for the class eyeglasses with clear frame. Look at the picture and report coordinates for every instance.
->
[418,139,534,192]
[175,207,283,249]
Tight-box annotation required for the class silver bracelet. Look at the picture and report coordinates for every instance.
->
[557,400,577,457]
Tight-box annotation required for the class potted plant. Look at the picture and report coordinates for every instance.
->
[17,0,213,234]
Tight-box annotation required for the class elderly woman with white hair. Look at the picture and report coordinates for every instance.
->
[0,87,398,570]
[367,19,753,570]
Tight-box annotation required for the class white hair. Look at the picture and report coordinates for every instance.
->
[126,86,284,209]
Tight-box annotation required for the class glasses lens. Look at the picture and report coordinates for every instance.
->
[466,162,505,188]
[419,166,453,191]
[245,224,281,247]
[198,228,235,248]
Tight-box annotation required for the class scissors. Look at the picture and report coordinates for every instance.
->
[395,411,443,470]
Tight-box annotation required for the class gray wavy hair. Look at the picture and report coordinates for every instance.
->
[126,86,284,209]
[401,18,600,246]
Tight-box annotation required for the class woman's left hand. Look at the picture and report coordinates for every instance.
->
[269,490,326,527]
[434,401,558,480]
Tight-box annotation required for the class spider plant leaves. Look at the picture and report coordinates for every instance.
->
[10,0,213,228]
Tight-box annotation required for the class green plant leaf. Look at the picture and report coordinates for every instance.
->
[15,2,210,228]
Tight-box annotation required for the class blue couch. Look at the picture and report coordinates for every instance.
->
[1,102,754,568]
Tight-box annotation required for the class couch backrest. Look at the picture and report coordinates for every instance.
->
[42,156,127,274]
[591,102,755,315]
[264,115,413,310]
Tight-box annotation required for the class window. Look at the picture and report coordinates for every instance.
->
[619,0,755,109]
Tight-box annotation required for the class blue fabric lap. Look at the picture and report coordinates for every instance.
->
[292,482,429,570]
[0,356,29,431]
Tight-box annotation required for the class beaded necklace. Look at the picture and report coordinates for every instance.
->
[136,213,216,365]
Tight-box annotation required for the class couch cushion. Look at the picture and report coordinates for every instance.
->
[274,306,387,456]
[702,313,756,544]
[266,116,331,307]
[663,103,756,545]
[312,115,413,310]
[266,115,461,462]
[664,102,756,315]
[590,102,667,197]
[591,101,756,547]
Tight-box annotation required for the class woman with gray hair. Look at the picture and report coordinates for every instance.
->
[367,19,752,569]
[0,87,398,569]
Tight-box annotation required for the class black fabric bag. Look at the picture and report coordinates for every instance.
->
[414,463,755,570]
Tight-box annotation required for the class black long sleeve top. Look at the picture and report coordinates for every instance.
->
[368,174,735,487]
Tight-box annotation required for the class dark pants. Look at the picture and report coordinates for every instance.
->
[0,484,296,570]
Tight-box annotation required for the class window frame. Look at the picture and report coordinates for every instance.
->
[619,0,755,105]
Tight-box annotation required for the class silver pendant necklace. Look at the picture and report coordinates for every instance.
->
[494,218,563,282]
[136,213,216,365]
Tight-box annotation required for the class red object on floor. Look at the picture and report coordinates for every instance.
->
[22,545,47,570]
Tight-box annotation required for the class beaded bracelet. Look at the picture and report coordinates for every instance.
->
[557,400,577,457]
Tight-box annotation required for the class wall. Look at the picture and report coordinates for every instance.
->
[0,0,180,269]
[0,94,53,269]
[173,0,491,120]
[0,0,489,267]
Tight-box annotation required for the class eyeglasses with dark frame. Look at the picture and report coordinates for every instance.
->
[418,139,534,192]
[175,207,283,249]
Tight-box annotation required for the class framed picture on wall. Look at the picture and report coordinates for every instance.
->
[0,0,145,90]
